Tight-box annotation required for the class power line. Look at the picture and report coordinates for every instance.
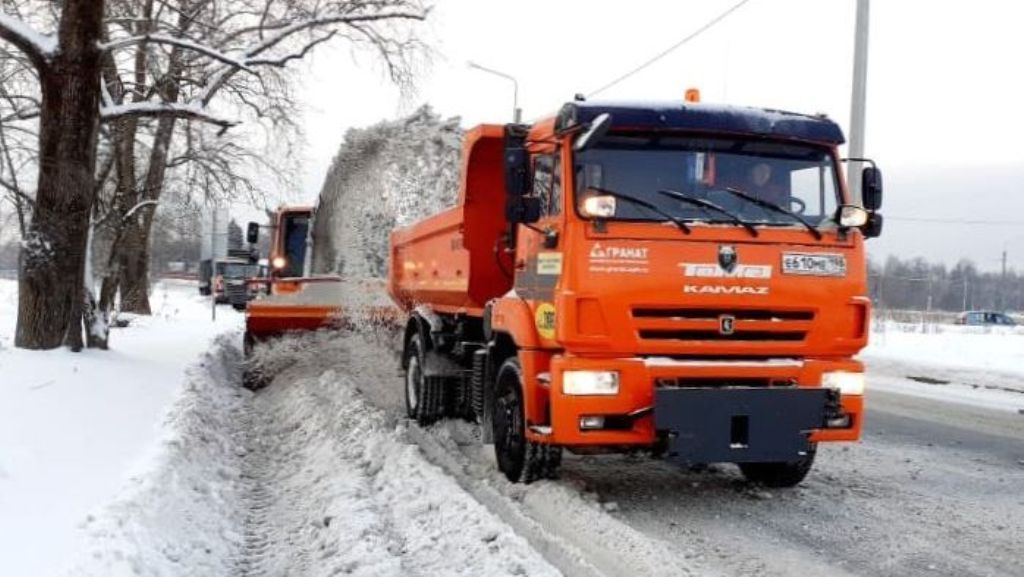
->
[886,216,1024,226]
[587,0,753,98]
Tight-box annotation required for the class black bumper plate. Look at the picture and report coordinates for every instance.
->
[655,387,828,464]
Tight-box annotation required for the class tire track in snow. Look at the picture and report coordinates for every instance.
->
[235,341,562,577]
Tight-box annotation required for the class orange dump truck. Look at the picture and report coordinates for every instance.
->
[243,205,394,363]
[389,98,884,485]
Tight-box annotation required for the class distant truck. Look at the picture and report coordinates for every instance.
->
[388,96,884,486]
[211,258,257,309]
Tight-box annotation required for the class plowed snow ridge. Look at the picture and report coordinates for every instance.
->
[70,335,559,577]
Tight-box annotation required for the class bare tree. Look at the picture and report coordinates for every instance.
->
[1,0,427,350]
[97,0,427,316]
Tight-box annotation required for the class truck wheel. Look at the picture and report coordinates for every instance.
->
[405,333,425,420]
[493,358,527,482]
[738,443,817,488]
[492,358,562,483]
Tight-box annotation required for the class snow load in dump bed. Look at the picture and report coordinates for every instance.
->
[557,100,846,145]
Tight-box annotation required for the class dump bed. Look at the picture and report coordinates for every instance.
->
[388,125,513,315]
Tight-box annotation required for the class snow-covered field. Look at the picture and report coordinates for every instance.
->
[865,320,1024,378]
[0,279,242,577]
[862,321,1024,413]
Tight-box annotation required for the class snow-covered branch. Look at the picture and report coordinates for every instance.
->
[99,33,255,74]
[100,102,239,131]
[123,199,159,220]
[197,9,426,106]
[0,13,57,68]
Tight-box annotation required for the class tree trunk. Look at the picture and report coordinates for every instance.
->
[15,0,105,350]
[117,218,152,314]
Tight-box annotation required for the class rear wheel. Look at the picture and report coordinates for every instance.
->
[405,333,425,420]
[739,443,817,488]
[492,357,561,483]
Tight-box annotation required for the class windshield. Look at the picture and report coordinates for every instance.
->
[281,214,309,277]
[574,135,840,228]
[218,263,256,278]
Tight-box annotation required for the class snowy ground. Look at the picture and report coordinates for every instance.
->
[862,321,1024,414]
[0,280,242,577]
[3,279,1023,577]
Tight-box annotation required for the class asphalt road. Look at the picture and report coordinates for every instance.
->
[558,368,1024,577]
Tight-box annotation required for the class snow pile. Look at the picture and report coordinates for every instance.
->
[0,279,242,577]
[285,329,705,577]
[67,327,557,576]
[311,105,463,278]
[241,364,559,576]
[865,321,1024,380]
[69,334,249,576]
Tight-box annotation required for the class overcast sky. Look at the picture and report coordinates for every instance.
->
[281,0,1024,271]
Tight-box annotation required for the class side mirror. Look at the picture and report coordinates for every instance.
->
[506,196,542,225]
[505,147,530,197]
[574,113,612,152]
[862,212,883,238]
[862,167,883,211]
[246,221,259,244]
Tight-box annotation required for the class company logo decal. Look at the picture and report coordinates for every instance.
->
[684,285,769,296]
[718,245,737,272]
[679,263,772,279]
[588,243,649,274]
[590,243,649,260]
[719,314,736,335]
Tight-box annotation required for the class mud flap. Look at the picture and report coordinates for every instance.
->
[655,387,828,465]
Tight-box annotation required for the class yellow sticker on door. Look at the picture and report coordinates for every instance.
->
[534,303,556,340]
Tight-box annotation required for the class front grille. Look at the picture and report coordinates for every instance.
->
[632,306,814,343]
[632,308,814,321]
[225,282,249,304]
[655,377,793,388]
[638,329,806,341]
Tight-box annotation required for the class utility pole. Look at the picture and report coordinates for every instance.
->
[1000,249,1007,310]
[962,275,968,312]
[848,0,870,203]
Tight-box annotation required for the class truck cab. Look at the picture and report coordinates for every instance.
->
[390,99,883,486]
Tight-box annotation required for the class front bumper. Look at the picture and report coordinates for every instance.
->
[540,355,863,450]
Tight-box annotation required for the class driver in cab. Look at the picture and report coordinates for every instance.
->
[744,161,789,207]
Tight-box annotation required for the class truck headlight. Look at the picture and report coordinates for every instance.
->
[271,256,287,270]
[563,371,619,395]
[822,371,864,396]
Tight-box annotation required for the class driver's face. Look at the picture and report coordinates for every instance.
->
[751,163,771,187]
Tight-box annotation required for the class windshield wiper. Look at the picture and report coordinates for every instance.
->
[588,186,691,234]
[657,189,758,237]
[723,187,823,240]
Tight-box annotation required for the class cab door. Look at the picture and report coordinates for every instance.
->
[514,153,565,308]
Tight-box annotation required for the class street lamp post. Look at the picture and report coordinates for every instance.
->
[467,61,522,123]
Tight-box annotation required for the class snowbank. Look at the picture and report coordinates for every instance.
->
[863,321,1024,413]
[864,320,1024,379]
[0,279,242,577]
[65,328,557,576]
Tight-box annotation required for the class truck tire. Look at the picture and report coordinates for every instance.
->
[492,358,561,483]
[738,443,817,488]
[405,333,425,420]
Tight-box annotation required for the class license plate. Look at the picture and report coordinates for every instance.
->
[782,253,846,276]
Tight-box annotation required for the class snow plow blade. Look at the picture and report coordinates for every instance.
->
[244,276,400,344]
